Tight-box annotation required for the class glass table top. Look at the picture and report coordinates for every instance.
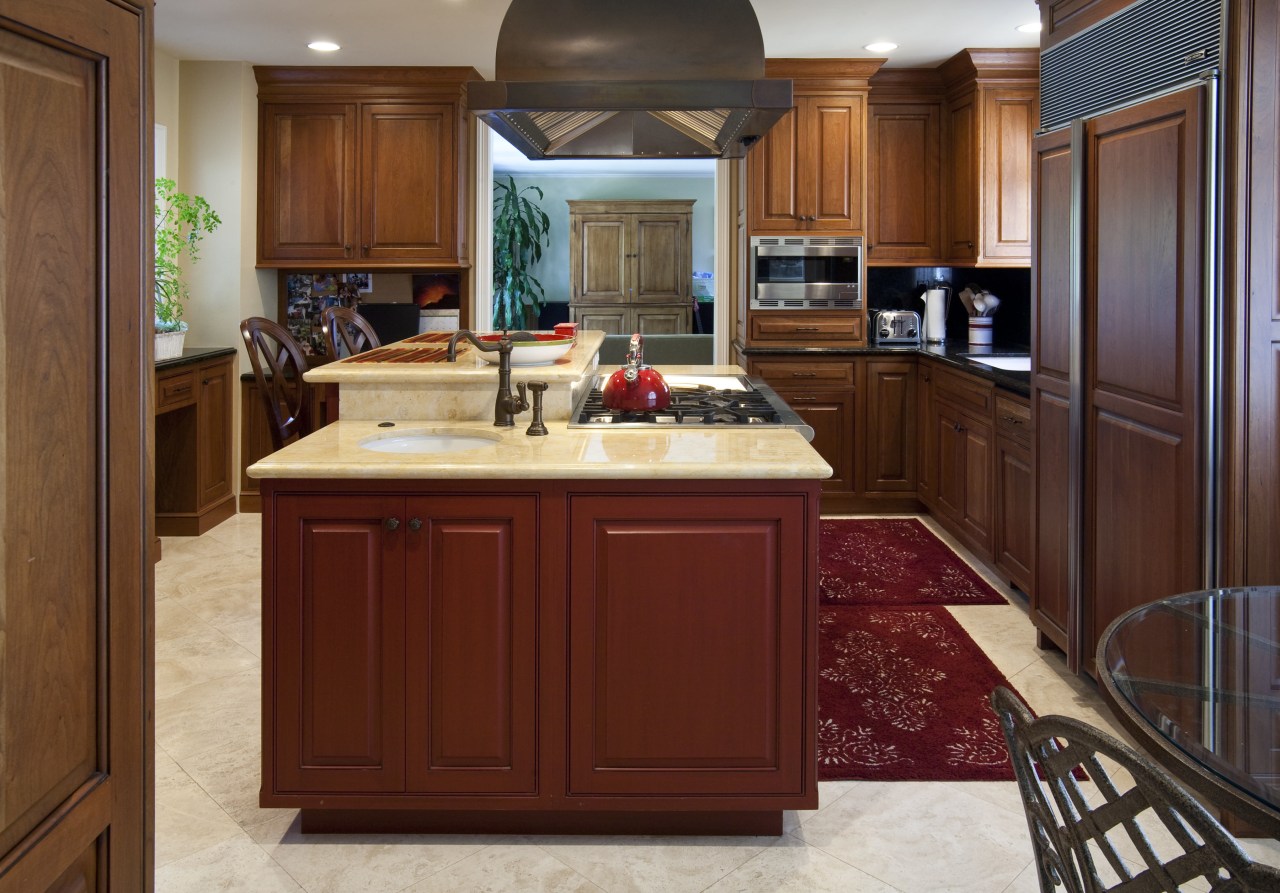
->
[1100,587,1280,831]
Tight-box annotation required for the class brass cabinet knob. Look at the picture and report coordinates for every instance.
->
[408,518,422,531]
[385,517,400,531]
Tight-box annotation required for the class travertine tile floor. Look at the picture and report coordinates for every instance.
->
[154,512,1280,892]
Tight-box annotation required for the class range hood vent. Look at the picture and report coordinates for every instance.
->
[468,0,793,160]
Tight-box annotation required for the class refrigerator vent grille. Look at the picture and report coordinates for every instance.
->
[1040,0,1221,129]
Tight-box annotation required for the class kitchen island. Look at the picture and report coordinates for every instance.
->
[249,344,830,836]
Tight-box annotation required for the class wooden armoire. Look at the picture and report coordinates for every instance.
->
[0,0,152,889]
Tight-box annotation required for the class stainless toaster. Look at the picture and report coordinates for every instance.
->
[875,310,922,344]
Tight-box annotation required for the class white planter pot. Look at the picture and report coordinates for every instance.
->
[155,329,186,361]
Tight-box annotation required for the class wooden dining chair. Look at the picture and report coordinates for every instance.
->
[990,686,1280,892]
[319,304,381,360]
[240,316,313,451]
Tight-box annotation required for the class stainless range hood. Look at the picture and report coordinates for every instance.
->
[468,0,792,160]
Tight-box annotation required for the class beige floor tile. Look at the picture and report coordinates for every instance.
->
[783,779,859,833]
[202,512,263,551]
[400,841,605,892]
[1000,860,1043,893]
[157,547,261,597]
[220,616,264,658]
[246,813,496,893]
[534,834,774,893]
[179,735,292,829]
[154,747,244,868]
[155,624,258,700]
[946,604,1044,680]
[155,596,205,644]
[793,780,1035,893]
[704,834,903,892]
[154,832,305,892]
[172,579,262,630]
[155,670,260,761]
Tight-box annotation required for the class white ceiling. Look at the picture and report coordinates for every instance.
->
[155,0,1041,174]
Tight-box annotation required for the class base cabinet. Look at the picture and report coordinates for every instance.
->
[270,492,538,795]
[994,393,1033,594]
[260,479,820,830]
[156,352,236,536]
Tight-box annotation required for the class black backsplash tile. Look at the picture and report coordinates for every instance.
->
[867,266,1031,350]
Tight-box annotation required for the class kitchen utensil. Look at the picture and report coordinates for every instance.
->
[957,287,977,317]
[972,293,987,315]
[601,333,671,411]
[980,293,1001,316]
[476,332,575,366]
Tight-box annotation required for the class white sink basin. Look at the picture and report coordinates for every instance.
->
[963,355,1031,372]
[359,429,502,454]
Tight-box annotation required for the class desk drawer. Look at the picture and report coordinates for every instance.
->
[933,365,993,416]
[157,370,197,412]
[749,313,862,344]
[749,358,855,388]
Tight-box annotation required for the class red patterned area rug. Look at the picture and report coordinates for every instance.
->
[820,518,1006,606]
[818,605,1018,782]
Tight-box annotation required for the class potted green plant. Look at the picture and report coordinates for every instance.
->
[491,175,551,331]
[154,176,221,360]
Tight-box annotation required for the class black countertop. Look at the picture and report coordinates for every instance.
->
[156,346,236,372]
[735,340,1031,397]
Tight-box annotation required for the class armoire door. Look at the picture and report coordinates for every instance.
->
[572,215,629,303]
[0,1,150,890]
[1083,87,1205,671]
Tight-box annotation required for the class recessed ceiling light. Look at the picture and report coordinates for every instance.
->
[307,40,341,52]
[864,41,898,53]
[1016,21,1043,33]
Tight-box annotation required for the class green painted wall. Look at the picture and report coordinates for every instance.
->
[497,174,716,304]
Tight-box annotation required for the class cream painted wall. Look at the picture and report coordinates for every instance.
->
[167,61,276,497]
[154,50,180,174]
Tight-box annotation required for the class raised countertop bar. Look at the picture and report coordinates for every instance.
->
[247,419,832,480]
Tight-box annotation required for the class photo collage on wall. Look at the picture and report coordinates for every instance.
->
[284,273,370,356]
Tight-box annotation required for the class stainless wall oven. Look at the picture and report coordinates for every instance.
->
[749,235,862,311]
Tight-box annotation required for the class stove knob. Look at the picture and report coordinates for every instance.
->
[907,327,917,337]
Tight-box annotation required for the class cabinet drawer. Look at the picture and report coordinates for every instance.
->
[749,313,862,344]
[750,359,855,388]
[994,392,1031,446]
[156,370,197,412]
[933,365,993,416]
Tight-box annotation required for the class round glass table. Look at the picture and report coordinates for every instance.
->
[1098,587,1280,838]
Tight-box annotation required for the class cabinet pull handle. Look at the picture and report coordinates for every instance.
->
[344,244,352,253]
[385,517,400,531]
[794,326,821,333]
[791,396,817,402]
[408,518,422,531]
[791,371,817,378]
[201,378,210,385]
[1001,415,1024,425]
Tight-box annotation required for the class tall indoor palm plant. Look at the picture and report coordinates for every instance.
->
[492,175,551,331]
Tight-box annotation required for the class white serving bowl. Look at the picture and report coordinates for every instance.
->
[475,333,575,366]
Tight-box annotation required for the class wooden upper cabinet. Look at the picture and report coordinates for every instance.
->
[747,60,881,235]
[939,51,1039,266]
[255,67,478,269]
[867,99,942,262]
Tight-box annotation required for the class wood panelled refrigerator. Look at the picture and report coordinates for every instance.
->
[1030,0,1223,675]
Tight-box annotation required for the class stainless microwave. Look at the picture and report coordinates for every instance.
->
[750,236,862,311]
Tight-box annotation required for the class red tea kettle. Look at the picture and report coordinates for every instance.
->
[602,333,671,412]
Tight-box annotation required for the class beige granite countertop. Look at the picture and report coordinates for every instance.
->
[304,331,606,385]
[247,419,832,480]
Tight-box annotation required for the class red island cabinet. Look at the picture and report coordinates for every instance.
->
[260,478,819,834]
[267,491,538,797]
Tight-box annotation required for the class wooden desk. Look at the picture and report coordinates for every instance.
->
[155,347,236,535]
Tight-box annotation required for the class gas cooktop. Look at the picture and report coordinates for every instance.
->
[567,374,815,441]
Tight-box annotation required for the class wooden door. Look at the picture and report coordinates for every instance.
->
[958,412,994,555]
[632,215,688,303]
[269,495,407,794]
[1083,88,1205,669]
[781,390,855,493]
[944,90,979,262]
[980,86,1037,263]
[404,496,538,794]
[1031,127,1074,652]
[361,103,456,261]
[196,358,234,509]
[572,216,628,303]
[747,106,802,231]
[571,306,629,335]
[634,306,691,335]
[805,95,864,231]
[867,103,941,261]
[567,495,809,797]
[917,361,937,506]
[861,359,918,492]
[0,1,150,889]
[996,437,1034,594]
[933,400,967,523]
[258,103,358,262]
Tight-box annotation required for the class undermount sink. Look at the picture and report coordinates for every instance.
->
[962,355,1031,372]
[358,429,502,454]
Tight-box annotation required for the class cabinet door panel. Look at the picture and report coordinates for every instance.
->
[362,104,454,260]
[633,215,687,302]
[568,496,809,796]
[574,217,628,302]
[196,358,233,507]
[944,94,978,262]
[272,496,405,793]
[748,107,801,230]
[405,496,537,793]
[867,104,941,261]
[917,362,937,504]
[934,401,967,521]
[571,306,628,334]
[634,305,690,334]
[809,95,863,230]
[863,359,917,492]
[981,87,1036,260]
[960,416,993,552]
[996,437,1033,593]
[1034,390,1071,645]
[259,103,357,261]
[781,390,855,493]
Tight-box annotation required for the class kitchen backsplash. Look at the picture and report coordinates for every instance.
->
[868,266,1031,349]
